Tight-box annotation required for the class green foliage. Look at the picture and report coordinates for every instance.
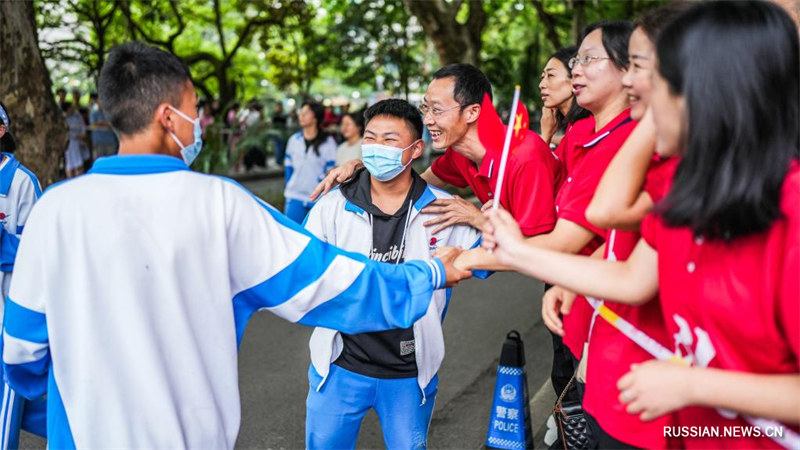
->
[38,0,670,123]
[323,0,432,97]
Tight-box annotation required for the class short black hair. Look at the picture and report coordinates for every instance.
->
[60,102,73,112]
[656,0,799,240]
[579,20,634,71]
[56,88,66,95]
[364,99,423,140]
[99,41,192,136]
[432,63,493,109]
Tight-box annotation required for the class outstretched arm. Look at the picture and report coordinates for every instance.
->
[481,208,658,305]
[586,108,657,231]
[454,217,598,272]
[226,182,471,345]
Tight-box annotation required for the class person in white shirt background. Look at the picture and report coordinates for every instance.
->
[0,101,46,450]
[283,101,338,223]
[334,110,364,168]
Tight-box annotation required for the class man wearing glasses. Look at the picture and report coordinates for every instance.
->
[312,63,564,239]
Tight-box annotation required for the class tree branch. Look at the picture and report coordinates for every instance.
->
[213,0,228,58]
[165,0,186,51]
[529,0,561,49]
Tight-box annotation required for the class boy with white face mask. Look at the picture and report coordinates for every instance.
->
[303,99,484,449]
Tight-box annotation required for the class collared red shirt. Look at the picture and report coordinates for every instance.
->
[583,156,679,449]
[554,109,637,359]
[553,116,596,177]
[431,132,563,236]
[640,162,799,449]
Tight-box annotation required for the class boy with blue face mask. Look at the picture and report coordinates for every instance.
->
[303,99,484,449]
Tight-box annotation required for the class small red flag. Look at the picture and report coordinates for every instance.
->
[477,93,530,156]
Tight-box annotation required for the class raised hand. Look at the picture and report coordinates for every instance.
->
[422,196,486,234]
[540,106,558,145]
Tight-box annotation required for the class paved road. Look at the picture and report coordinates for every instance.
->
[21,175,558,449]
[235,272,554,449]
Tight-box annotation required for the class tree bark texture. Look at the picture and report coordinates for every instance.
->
[403,0,486,67]
[1,0,67,186]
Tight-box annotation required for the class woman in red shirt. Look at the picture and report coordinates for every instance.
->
[538,46,590,149]
[573,4,689,449]
[480,2,799,448]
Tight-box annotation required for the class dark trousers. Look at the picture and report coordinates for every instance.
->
[547,282,579,403]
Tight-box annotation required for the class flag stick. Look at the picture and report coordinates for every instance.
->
[492,85,521,211]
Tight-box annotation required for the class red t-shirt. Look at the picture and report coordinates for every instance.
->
[640,163,799,449]
[583,157,679,449]
[431,131,564,236]
[556,110,637,358]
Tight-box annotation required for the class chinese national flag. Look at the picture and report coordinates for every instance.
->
[476,93,530,156]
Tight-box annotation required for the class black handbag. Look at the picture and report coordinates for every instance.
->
[552,374,591,450]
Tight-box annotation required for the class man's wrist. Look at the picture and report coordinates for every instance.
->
[471,213,488,229]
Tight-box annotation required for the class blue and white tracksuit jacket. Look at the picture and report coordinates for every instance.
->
[304,184,482,400]
[1,154,446,449]
[0,153,44,450]
[284,132,337,203]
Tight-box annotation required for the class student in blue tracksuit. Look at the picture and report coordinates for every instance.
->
[0,42,472,450]
[303,99,484,450]
[283,102,337,223]
[0,102,46,449]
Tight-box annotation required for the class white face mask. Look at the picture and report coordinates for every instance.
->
[167,106,203,166]
[361,140,420,182]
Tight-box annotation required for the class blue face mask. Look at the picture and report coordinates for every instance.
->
[168,106,203,166]
[361,140,420,182]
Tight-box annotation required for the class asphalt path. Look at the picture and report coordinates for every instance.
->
[233,272,553,449]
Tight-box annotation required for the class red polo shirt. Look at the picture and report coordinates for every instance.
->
[640,162,799,449]
[555,110,636,359]
[583,156,679,449]
[553,116,596,176]
[431,131,564,236]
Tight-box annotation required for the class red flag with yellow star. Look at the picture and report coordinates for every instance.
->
[476,93,530,155]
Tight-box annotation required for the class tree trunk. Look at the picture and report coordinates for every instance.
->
[530,0,562,49]
[570,0,587,45]
[403,0,486,67]
[0,0,67,187]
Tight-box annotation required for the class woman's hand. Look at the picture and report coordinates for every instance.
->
[540,107,559,144]
[617,360,694,421]
[481,208,526,265]
[541,285,576,336]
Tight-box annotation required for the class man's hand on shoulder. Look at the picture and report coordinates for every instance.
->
[310,159,363,201]
[422,195,486,234]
